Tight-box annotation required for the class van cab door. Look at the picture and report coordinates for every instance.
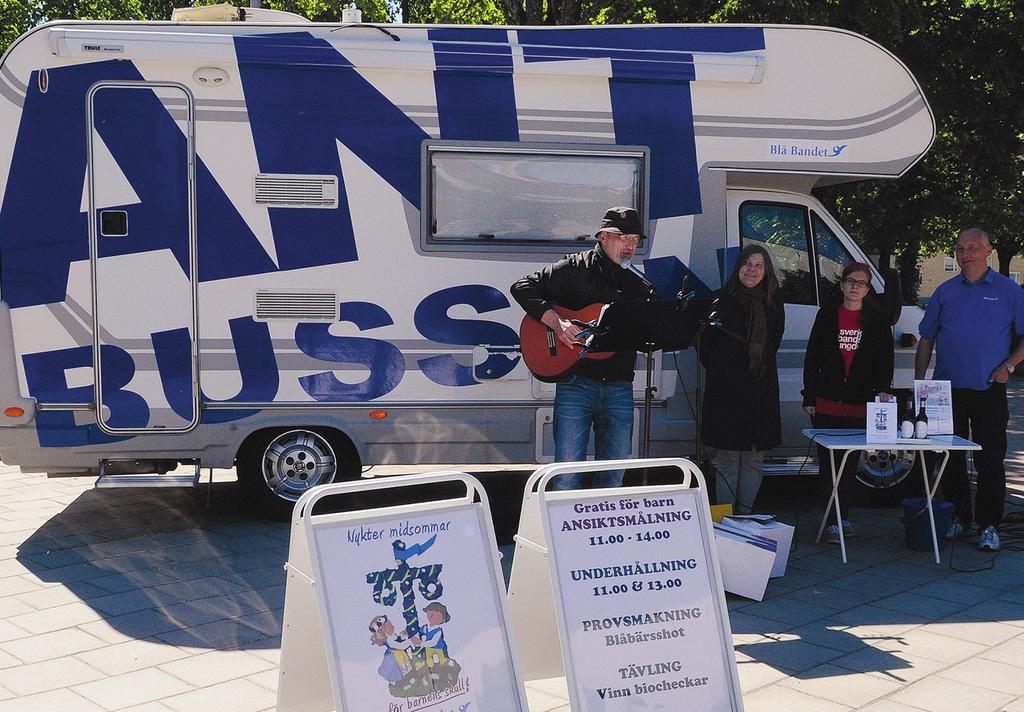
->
[726,190,874,455]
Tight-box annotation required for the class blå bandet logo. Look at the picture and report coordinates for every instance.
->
[769,142,849,158]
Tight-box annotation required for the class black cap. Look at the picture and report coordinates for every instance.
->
[596,206,644,239]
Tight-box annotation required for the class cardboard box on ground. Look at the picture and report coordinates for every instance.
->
[713,515,795,601]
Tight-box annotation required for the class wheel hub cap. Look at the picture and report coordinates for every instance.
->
[262,430,337,501]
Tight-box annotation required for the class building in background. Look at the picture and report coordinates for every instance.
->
[918,253,1024,304]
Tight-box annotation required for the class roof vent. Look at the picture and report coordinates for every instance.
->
[171,2,310,22]
[171,3,241,22]
[254,290,339,322]
[254,173,339,208]
[342,4,362,23]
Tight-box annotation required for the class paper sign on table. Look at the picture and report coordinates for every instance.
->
[914,380,954,435]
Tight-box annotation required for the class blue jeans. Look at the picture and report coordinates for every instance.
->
[552,376,634,490]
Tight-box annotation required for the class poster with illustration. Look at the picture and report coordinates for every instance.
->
[913,379,954,435]
[308,503,522,712]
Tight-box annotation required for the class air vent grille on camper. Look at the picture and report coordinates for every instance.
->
[253,174,339,208]
[254,290,339,322]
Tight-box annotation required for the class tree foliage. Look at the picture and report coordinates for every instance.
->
[711,0,1023,298]
[2,0,147,52]
[403,0,503,24]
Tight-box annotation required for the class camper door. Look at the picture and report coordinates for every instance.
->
[87,82,199,433]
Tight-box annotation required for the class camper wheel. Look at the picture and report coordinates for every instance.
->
[237,427,360,519]
[856,449,918,505]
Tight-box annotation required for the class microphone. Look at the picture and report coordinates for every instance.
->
[704,309,746,344]
[675,275,696,310]
[620,259,656,292]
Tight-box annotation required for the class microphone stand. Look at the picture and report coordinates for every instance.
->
[613,262,697,485]
[638,281,694,481]
[638,279,694,462]
[620,260,666,463]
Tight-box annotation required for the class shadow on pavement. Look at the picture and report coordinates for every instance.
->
[16,481,286,650]
[13,469,534,651]
[13,457,1024,686]
[724,473,1024,685]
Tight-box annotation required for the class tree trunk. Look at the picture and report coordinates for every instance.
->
[524,0,544,24]
[558,0,581,24]
[996,246,1015,276]
[877,242,892,272]
[500,0,524,24]
[898,239,921,305]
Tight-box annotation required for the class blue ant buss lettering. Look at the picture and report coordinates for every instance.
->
[23,285,522,439]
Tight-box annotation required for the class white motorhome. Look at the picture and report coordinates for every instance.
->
[0,14,933,515]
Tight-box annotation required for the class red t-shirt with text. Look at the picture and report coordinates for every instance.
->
[816,306,865,418]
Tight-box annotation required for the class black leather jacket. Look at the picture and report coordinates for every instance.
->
[511,245,650,381]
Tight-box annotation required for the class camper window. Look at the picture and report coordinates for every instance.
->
[811,212,855,295]
[100,210,128,238]
[739,202,815,305]
[426,145,644,246]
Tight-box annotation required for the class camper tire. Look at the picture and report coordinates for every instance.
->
[237,427,360,520]
[855,448,918,506]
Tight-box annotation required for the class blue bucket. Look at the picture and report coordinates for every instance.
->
[900,498,954,552]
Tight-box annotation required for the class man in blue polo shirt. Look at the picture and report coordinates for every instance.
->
[916,227,1024,552]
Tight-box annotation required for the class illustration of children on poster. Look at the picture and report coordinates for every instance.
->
[366,535,465,700]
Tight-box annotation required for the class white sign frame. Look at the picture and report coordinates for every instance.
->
[914,379,954,435]
[277,472,527,712]
[866,400,898,443]
[528,458,743,711]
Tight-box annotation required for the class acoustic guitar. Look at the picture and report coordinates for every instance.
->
[519,303,614,382]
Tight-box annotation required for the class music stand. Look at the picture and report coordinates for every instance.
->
[588,298,711,460]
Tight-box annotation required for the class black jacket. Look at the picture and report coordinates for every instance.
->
[699,290,785,451]
[511,245,650,381]
[801,298,894,408]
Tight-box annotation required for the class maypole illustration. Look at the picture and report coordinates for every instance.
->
[366,536,463,698]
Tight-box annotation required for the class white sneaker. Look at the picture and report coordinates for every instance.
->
[979,526,1001,552]
[946,519,964,540]
[824,521,855,544]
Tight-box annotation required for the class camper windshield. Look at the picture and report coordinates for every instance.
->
[812,211,856,295]
[428,147,644,245]
[739,202,815,305]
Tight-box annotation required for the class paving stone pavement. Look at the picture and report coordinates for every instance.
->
[0,382,1023,711]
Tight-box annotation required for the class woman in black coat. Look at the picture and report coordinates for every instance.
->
[700,243,785,514]
[802,262,894,543]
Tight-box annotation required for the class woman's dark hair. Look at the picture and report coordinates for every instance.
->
[724,243,779,305]
[839,263,881,327]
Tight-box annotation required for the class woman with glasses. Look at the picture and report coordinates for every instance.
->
[802,262,894,543]
[700,243,785,515]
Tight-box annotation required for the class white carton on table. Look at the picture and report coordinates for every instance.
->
[713,522,777,601]
[723,514,795,578]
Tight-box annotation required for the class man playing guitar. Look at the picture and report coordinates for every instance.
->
[511,207,651,490]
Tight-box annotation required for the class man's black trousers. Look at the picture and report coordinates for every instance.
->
[941,383,1008,530]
